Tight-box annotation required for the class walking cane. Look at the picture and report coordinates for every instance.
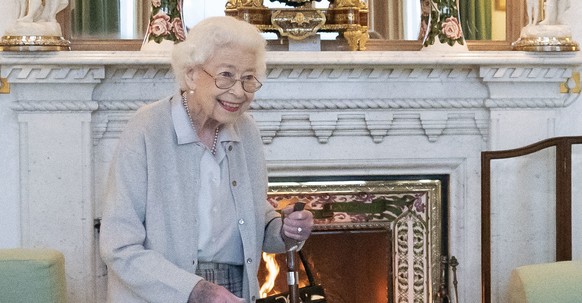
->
[285,202,305,303]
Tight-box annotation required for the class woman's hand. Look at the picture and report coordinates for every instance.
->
[188,280,245,303]
[280,203,314,242]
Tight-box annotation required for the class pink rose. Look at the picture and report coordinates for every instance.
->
[441,17,462,40]
[172,18,186,41]
[152,0,161,8]
[150,12,171,37]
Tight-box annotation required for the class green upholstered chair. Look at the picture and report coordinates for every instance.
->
[508,260,582,303]
[0,248,67,303]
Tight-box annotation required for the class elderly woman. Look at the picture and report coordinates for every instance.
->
[99,16,313,303]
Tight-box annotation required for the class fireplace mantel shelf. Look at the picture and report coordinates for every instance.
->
[1,50,581,65]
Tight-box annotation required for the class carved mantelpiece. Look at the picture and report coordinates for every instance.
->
[1,51,581,303]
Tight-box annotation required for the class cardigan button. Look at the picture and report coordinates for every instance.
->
[232,180,237,187]
[239,219,245,225]
[228,145,233,151]
[246,258,253,264]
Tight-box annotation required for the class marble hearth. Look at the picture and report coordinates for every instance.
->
[1,51,582,303]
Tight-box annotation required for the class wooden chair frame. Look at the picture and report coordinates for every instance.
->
[481,136,582,303]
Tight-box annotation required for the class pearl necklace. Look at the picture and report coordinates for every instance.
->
[181,94,220,156]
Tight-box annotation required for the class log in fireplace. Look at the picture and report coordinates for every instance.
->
[259,176,450,303]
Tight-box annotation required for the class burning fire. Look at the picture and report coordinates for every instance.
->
[259,252,280,298]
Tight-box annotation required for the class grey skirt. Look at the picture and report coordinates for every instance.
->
[196,262,244,298]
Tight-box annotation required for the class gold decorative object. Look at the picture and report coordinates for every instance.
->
[0,35,70,52]
[225,0,369,51]
[512,0,579,52]
[1,0,71,52]
[561,71,581,94]
[271,9,326,40]
[512,35,579,52]
[0,78,10,94]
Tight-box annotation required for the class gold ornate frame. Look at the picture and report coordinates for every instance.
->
[267,178,445,303]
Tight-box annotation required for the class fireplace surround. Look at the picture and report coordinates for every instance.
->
[1,50,581,302]
[261,176,448,303]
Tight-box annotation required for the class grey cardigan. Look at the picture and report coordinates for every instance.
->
[99,93,286,303]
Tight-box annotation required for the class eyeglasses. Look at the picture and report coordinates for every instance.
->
[201,69,263,93]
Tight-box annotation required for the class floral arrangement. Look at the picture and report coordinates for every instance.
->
[146,0,186,44]
[419,0,465,47]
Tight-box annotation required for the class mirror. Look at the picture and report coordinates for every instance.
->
[60,0,517,51]
[68,0,146,39]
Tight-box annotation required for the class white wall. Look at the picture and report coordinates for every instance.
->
[182,0,226,29]
[491,3,507,40]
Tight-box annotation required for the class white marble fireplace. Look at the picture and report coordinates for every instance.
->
[1,50,582,303]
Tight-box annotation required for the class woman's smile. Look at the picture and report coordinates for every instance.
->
[218,99,242,112]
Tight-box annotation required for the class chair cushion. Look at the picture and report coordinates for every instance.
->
[0,248,67,303]
[508,260,582,303]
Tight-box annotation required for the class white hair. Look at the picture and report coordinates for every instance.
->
[171,16,267,90]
